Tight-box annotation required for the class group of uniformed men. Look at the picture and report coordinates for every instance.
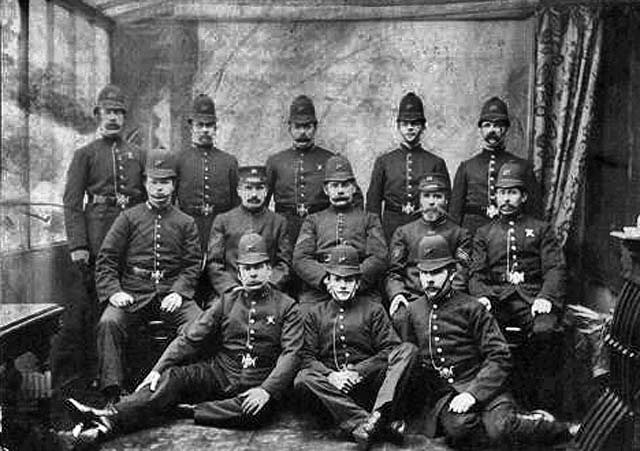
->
[58,84,578,450]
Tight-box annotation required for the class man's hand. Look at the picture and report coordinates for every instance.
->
[70,249,90,264]
[109,291,134,308]
[389,294,409,317]
[239,387,271,416]
[327,370,362,394]
[136,370,161,392]
[449,392,476,413]
[477,296,492,311]
[531,298,552,316]
[160,292,183,313]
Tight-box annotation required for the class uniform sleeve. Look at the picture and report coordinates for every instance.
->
[169,218,203,300]
[229,157,240,208]
[464,306,512,404]
[468,229,500,299]
[95,212,130,303]
[435,157,451,188]
[265,156,276,207]
[385,227,410,300]
[359,213,388,290]
[261,300,303,398]
[269,215,293,291]
[293,216,326,289]
[525,162,543,220]
[152,299,224,373]
[299,308,333,375]
[365,156,385,215]
[450,162,467,226]
[206,215,239,295]
[63,149,89,252]
[351,305,401,379]
[538,223,567,309]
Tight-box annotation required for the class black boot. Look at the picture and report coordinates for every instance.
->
[351,410,382,451]
[56,417,114,450]
[64,398,117,425]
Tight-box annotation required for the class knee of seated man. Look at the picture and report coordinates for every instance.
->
[390,342,418,362]
[484,412,514,443]
[293,368,321,390]
[441,411,481,442]
[531,313,561,342]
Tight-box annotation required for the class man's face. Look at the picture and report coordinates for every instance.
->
[327,273,360,303]
[238,261,272,290]
[97,107,125,137]
[419,267,450,300]
[191,120,216,147]
[397,120,425,146]
[480,121,508,148]
[420,191,448,222]
[496,187,527,216]
[238,182,267,211]
[145,176,175,208]
[324,180,356,208]
[289,121,316,149]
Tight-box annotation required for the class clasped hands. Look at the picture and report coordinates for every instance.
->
[109,291,183,312]
[448,392,476,413]
[327,369,362,394]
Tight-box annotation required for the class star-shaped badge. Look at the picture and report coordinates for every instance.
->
[525,228,535,238]
[266,315,276,325]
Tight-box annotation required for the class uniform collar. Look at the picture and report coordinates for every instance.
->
[400,142,423,152]
[241,204,267,216]
[481,144,505,155]
[291,143,315,153]
[193,143,215,153]
[146,201,172,213]
[101,134,122,144]
[425,283,453,306]
[498,210,525,224]
[420,213,447,228]
[329,203,356,213]
[242,284,271,300]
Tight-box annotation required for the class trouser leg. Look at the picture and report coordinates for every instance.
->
[163,298,202,333]
[194,395,276,428]
[294,368,370,432]
[372,342,418,418]
[439,403,486,448]
[97,306,140,390]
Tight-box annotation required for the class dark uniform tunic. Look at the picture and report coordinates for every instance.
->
[449,148,542,234]
[293,205,387,304]
[266,145,363,244]
[63,136,146,256]
[112,286,302,428]
[386,216,472,303]
[469,213,566,410]
[294,298,415,432]
[366,144,450,241]
[206,205,292,297]
[95,202,203,389]
[176,145,239,250]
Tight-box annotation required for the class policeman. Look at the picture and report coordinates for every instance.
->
[60,233,302,447]
[293,156,387,306]
[176,93,239,250]
[94,147,203,404]
[385,172,471,331]
[366,92,450,241]
[266,95,362,244]
[62,84,146,381]
[294,245,416,450]
[207,166,292,300]
[450,96,542,234]
[469,160,566,410]
[399,235,573,448]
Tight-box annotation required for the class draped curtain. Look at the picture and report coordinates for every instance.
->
[533,6,603,246]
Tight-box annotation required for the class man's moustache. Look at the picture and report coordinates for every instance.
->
[295,137,311,143]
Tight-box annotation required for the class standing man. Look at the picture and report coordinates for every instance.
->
[176,93,239,249]
[94,148,203,404]
[207,166,292,300]
[62,84,146,381]
[60,233,302,447]
[366,92,450,241]
[469,161,566,411]
[385,173,471,332]
[399,235,573,449]
[295,245,416,450]
[266,95,362,245]
[450,96,542,234]
[294,156,387,306]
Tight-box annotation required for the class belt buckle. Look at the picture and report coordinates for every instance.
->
[150,269,165,284]
[486,204,499,219]
[201,204,214,216]
[507,271,524,285]
[240,352,257,369]
[401,202,415,215]
[296,203,308,217]
[438,366,454,380]
[116,193,130,209]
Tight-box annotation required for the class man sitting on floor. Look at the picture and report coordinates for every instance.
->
[295,244,416,450]
[399,234,576,449]
[59,233,302,448]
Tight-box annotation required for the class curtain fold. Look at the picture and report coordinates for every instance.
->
[533,6,602,246]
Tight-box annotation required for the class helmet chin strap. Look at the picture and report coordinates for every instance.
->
[424,271,454,301]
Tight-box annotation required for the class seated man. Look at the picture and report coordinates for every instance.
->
[469,160,566,410]
[400,234,574,449]
[385,172,471,332]
[59,233,302,448]
[94,147,203,403]
[295,244,416,451]
[207,165,292,301]
[293,155,387,307]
